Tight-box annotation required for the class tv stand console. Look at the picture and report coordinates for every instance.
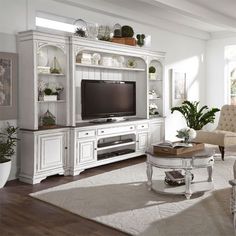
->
[70,118,155,176]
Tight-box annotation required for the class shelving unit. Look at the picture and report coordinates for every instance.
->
[18,31,166,184]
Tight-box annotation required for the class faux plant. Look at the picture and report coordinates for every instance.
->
[171,100,220,130]
[121,25,134,37]
[176,127,196,143]
[0,124,18,163]
[149,66,156,74]
[136,34,145,47]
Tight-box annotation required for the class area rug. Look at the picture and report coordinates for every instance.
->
[30,156,235,236]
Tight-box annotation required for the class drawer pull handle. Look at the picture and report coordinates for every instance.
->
[65,147,68,150]
[85,133,89,135]
[101,131,104,133]
[130,127,133,129]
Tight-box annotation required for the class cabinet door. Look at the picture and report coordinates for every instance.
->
[137,132,148,151]
[77,139,96,164]
[38,132,67,172]
[149,122,164,146]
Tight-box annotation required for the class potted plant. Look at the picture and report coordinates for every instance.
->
[38,82,64,101]
[149,66,156,80]
[171,100,220,130]
[0,124,18,188]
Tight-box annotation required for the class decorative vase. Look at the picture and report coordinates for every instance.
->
[0,160,11,188]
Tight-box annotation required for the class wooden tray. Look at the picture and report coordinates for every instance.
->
[153,142,205,156]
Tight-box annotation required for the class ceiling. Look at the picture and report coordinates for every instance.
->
[104,0,236,33]
[54,0,236,39]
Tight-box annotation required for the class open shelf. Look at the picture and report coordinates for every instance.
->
[38,100,66,103]
[97,141,136,151]
[97,149,135,161]
[75,63,145,72]
[38,73,65,77]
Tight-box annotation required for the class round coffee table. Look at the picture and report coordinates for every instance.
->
[146,149,214,199]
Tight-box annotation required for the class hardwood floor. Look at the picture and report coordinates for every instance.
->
[0,156,145,236]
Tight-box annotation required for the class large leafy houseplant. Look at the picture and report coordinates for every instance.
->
[171,101,220,130]
[0,124,18,163]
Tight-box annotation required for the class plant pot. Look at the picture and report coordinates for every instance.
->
[0,160,11,188]
[43,95,57,101]
[149,73,156,80]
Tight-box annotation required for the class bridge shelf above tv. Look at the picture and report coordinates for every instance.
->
[75,63,146,72]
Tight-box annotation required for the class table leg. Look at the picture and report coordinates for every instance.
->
[146,162,153,191]
[185,170,192,200]
[207,165,213,182]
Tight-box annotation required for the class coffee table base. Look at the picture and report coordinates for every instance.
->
[148,180,214,199]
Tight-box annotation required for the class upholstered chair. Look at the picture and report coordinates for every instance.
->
[194,105,236,160]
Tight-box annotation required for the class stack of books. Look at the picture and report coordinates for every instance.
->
[164,170,194,186]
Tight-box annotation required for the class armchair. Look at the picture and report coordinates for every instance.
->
[194,105,236,160]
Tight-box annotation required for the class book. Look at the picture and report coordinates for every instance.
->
[165,170,185,181]
[155,140,193,149]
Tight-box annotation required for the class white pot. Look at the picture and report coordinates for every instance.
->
[149,73,156,80]
[0,160,11,188]
[43,95,57,101]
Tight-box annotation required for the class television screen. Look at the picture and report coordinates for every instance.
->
[81,80,136,120]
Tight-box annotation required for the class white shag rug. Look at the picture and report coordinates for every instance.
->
[30,156,236,236]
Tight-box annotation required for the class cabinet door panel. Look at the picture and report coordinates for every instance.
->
[137,132,148,151]
[77,140,96,164]
[149,122,164,146]
[38,133,65,171]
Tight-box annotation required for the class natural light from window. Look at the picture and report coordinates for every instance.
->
[225,45,236,105]
[36,17,75,32]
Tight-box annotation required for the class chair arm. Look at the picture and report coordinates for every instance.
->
[229,180,236,186]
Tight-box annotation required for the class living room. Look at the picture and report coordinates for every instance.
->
[1,0,236,235]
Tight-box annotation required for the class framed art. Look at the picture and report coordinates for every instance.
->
[171,69,187,107]
[0,52,17,120]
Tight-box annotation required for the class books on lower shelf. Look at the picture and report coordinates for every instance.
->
[164,170,194,186]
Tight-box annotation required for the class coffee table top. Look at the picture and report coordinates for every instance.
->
[146,147,214,159]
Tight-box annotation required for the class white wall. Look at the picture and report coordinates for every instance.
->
[205,36,236,129]
[0,0,206,179]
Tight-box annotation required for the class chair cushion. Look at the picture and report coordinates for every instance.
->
[194,129,236,146]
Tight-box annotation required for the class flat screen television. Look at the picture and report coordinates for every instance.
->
[81,79,136,120]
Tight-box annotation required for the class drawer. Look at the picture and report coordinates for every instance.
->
[98,125,135,136]
[137,123,149,130]
[77,130,96,138]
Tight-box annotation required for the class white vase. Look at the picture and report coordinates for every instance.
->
[0,160,11,188]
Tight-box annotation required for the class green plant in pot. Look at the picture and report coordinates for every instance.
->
[121,25,134,37]
[149,66,156,80]
[0,124,18,188]
[171,100,220,130]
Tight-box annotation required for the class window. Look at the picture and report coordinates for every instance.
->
[36,17,75,33]
[225,45,236,105]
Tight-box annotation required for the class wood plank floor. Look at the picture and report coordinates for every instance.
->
[0,156,145,236]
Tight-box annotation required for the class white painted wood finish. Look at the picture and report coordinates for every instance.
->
[19,129,69,184]
[18,31,166,184]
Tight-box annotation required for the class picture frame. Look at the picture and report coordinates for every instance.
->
[0,52,17,120]
[171,69,187,107]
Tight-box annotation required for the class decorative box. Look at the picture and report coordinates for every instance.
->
[101,57,113,66]
[38,66,50,74]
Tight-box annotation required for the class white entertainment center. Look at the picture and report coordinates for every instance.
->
[18,31,166,184]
